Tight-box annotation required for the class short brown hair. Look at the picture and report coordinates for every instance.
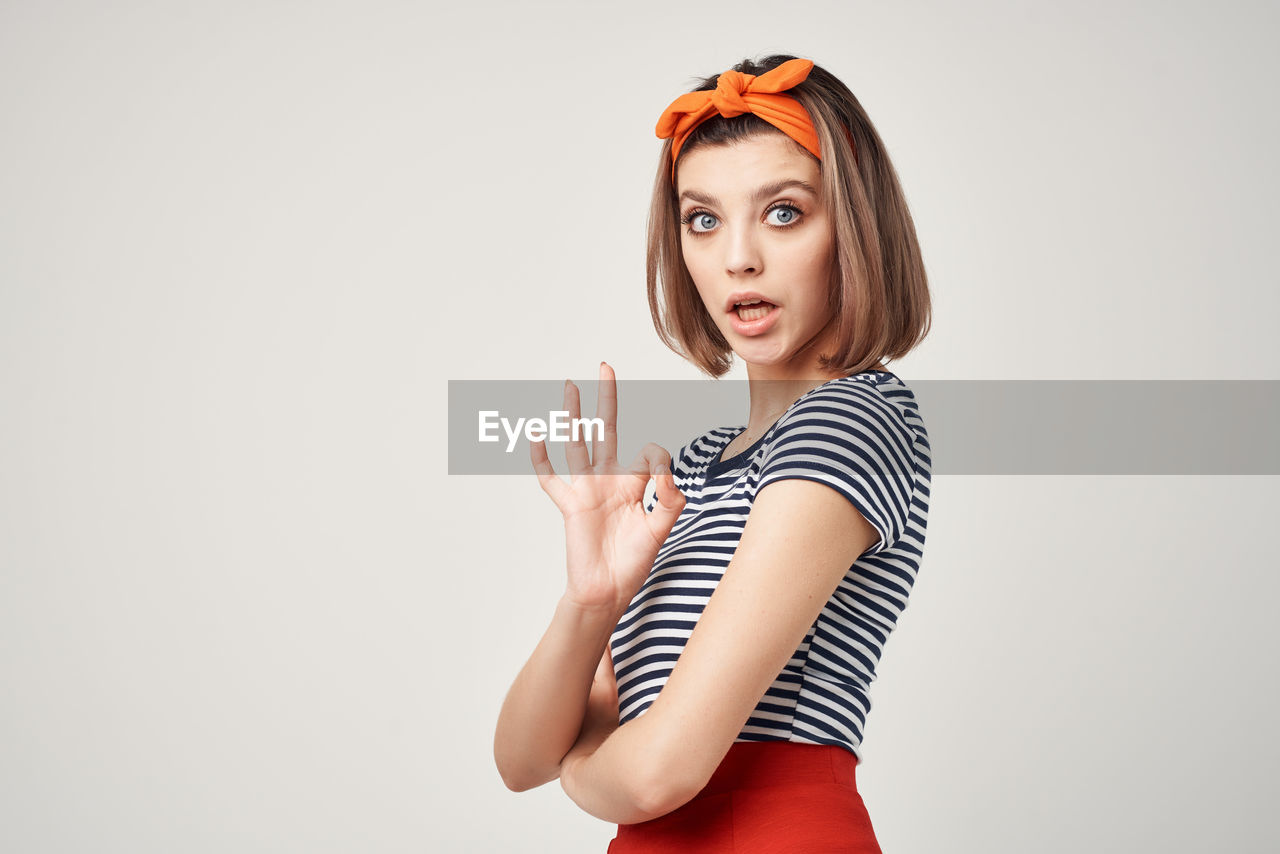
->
[646,54,932,377]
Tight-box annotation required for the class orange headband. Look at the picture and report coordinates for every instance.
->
[655,58,825,183]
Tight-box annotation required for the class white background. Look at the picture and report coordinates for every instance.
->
[1,1,1276,851]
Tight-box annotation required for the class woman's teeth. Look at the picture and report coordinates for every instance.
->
[737,303,774,321]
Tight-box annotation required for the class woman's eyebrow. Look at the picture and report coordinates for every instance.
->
[678,178,819,208]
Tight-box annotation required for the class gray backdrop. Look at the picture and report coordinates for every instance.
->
[2,0,1276,852]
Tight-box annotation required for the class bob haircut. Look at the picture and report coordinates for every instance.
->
[646,53,932,377]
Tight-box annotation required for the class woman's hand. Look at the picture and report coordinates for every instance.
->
[531,362,686,615]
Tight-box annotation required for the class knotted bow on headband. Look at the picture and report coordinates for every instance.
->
[655,58,824,182]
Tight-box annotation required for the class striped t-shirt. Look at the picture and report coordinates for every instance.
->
[609,370,932,764]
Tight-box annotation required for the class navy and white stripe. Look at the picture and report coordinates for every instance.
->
[610,370,932,765]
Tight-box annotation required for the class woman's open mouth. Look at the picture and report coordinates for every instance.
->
[728,300,780,336]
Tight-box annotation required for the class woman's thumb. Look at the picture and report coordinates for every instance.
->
[646,463,685,538]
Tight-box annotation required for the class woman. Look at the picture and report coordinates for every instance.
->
[495,53,932,853]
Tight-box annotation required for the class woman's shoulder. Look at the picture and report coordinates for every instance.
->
[775,371,917,434]
[756,371,925,554]
[760,370,928,475]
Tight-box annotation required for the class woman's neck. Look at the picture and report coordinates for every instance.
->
[738,362,884,434]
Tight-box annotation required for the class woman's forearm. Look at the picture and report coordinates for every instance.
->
[494,594,624,791]
[559,710,685,825]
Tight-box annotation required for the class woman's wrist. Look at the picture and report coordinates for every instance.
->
[557,591,628,626]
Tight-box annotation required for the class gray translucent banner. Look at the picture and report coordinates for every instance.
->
[448,380,1280,475]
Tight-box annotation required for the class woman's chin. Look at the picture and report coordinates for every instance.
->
[731,345,792,368]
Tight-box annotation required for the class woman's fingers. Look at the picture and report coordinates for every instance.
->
[627,443,676,481]
[562,379,591,479]
[530,435,569,510]
[593,361,618,468]
[628,443,683,532]
[532,369,631,508]
[646,461,686,541]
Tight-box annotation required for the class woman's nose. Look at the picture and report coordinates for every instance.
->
[724,226,762,276]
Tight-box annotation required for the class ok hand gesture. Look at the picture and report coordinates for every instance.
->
[530,362,686,616]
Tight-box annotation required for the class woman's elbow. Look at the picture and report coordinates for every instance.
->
[498,763,559,793]
[494,743,558,793]
[629,780,685,821]
[630,749,706,820]
[497,762,533,793]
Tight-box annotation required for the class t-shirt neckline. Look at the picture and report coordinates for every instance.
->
[703,370,897,478]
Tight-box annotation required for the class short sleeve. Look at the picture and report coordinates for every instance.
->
[756,385,917,555]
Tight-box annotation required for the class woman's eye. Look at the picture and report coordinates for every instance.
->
[766,205,800,226]
[683,204,801,235]
[689,212,718,232]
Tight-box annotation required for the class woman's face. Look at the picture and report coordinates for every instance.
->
[676,132,837,374]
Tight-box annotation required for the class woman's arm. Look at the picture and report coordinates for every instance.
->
[493,594,625,792]
[557,476,881,823]
[559,693,681,823]
[495,364,686,794]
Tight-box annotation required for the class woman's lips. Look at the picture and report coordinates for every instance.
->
[728,302,780,336]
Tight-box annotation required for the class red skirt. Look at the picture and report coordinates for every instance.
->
[606,741,882,854]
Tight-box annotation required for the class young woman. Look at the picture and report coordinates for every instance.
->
[495,53,932,853]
